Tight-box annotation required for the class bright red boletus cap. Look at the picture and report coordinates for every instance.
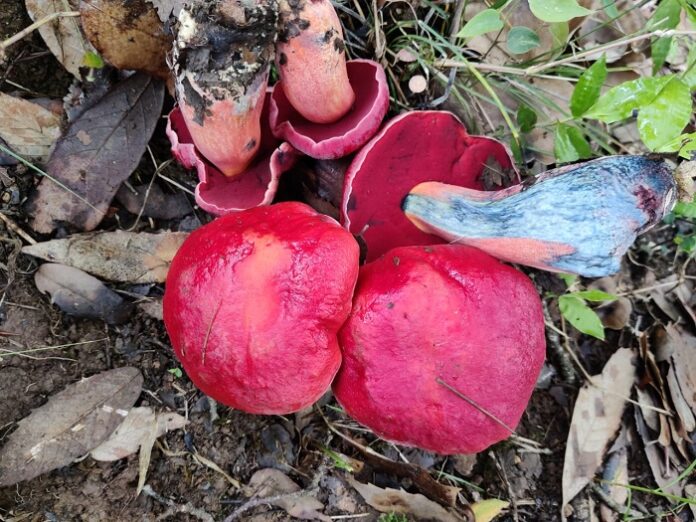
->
[341,111,519,261]
[333,245,546,454]
[269,59,389,159]
[163,202,360,415]
[166,93,300,215]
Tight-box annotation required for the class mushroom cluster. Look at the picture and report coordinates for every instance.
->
[163,0,678,455]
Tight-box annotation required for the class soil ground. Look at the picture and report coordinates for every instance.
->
[0,1,690,521]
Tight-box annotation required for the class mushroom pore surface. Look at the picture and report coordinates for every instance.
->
[163,202,360,414]
[333,245,546,454]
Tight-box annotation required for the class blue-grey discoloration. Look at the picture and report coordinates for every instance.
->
[403,156,676,277]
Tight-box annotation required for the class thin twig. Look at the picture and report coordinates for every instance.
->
[141,484,215,522]
[0,212,36,245]
[0,11,80,54]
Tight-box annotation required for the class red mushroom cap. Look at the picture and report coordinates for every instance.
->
[269,59,389,159]
[163,202,360,415]
[341,111,519,261]
[333,245,546,454]
[166,92,300,215]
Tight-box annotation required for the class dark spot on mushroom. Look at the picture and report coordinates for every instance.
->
[333,37,345,53]
[279,52,287,65]
[244,139,257,151]
[181,77,213,125]
[387,302,394,309]
[298,18,310,30]
[323,29,335,43]
[393,256,400,266]
[634,184,658,226]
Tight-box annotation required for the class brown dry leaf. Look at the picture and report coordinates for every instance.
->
[666,367,695,433]
[90,407,186,461]
[0,367,143,486]
[138,298,163,320]
[148,0,187,22]
[347,476,462,522]
[116,183,192,220]
[561,348,636,510]
[245,468,330,521]
[34,263,132,324]
[26,72,164,234]
[0,93,62,161]
[634,407,685,497]
[23,231,188,283]
[80,0,172,80]
[25,0,95,77]
[662,325,696,418]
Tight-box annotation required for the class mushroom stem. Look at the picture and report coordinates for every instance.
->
[173,0,278,177]
[403,155,677,277]
[275,0,355,123]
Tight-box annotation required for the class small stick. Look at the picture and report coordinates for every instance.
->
[0,212,37,245]
[0,11,80,55]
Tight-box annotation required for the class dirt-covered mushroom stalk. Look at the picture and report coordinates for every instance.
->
[173,0,278,177]
[275,0,354,123]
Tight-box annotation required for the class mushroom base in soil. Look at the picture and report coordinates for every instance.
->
[162,202,359,415]
[332,245,546,455]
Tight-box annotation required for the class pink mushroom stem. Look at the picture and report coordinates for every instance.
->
[276,0,355,123]
[173,0,278,177]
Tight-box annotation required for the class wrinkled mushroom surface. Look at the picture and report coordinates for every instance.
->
[163,202,359,414]
[333,245,546,454]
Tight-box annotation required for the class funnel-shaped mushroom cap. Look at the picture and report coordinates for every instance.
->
[341,111,519,261]
[333,245,546,454]
[269,59,389,159]
[163,202,360,415]
[166,93,300,215]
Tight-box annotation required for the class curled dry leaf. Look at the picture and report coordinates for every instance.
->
[90,406,187,461]
[26,72,164,234]
[347,477,463,522]
[116,183,192,220]
[0,367,143,486]
[25,0,95,77]
[34,263,132,324]
[148,0,187,23]
[661,325,696,419]
[23,231,188,283]
[0,93,62,162]
[80,0,172,80]
[561,348,636,510]
[245,468,330,521]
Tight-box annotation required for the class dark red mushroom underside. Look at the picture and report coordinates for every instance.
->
[269,59,389,159]
[341,111,519,261]
[167,93,299,215]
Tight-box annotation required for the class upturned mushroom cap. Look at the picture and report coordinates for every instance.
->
[341,111,519,262]
[269,59,389,159]
[163,202,360,415]
[333,245,546,454]
[166,92,300,215]
[275,0,355,123]
[172,0,277,177]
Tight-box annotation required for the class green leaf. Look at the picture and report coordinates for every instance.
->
[458,9,504,38]
[168,368,183,378]
[549,22,570,53]
[572,290,617,302]
[507,26,541,54]
[638,77,692,151]
[583,75,673,123]
[559,295,605,340]
[652,36,673,74]
[682,45,696,90]
[558,273,578,287]
[83,51,104,69]
[516,104,537,133]
[529,0,592,23]
[655,132,696,158]
[471,499,510,522]
[570,55,608,117]
[554,123,592,163]
[673,199,696,219]
[601,0,620,19]
[647,0,681,30]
